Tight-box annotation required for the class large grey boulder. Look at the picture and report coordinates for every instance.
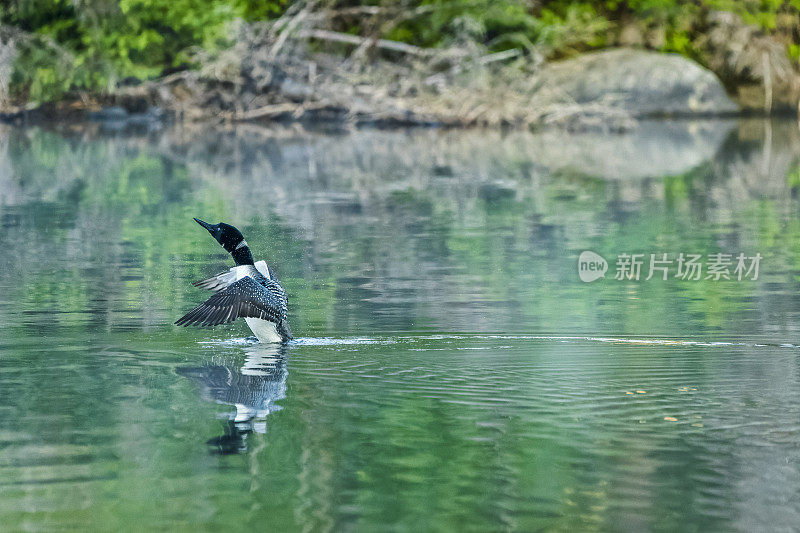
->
[535,48,738,117]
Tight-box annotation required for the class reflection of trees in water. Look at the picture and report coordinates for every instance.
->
[176,344,288,454]
[5,120,798,217]
[2,120,800,336]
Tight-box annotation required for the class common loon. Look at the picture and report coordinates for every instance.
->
[175,218,292,343]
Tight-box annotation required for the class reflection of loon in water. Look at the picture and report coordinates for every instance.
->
[176,343,288,454]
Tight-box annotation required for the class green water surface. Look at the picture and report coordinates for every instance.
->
[0,119,799,531]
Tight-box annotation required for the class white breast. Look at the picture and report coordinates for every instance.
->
[245,317,282,343]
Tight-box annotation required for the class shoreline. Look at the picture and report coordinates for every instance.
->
[2,45,798,133]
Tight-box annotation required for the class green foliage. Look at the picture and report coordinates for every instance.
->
[532,0,770,55]
[382,0,800,60]
[1,0,288,102]
[3,0,800,104]
[534,3,610,55]
[383,0,538,52]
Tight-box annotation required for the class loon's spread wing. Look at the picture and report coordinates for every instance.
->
[193,262,271,292]
[176,276,288,327]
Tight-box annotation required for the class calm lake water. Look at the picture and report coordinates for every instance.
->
[1,119,800,531]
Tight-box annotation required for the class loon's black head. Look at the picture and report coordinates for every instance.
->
[194,218,254,265]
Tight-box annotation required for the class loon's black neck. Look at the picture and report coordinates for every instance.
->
[231,246,254,266]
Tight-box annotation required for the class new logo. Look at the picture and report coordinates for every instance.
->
[578,251,608,282]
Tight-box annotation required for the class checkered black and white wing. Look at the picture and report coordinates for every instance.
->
[175,276,288,327]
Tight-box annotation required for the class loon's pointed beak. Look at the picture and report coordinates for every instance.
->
[194,218,215,232]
